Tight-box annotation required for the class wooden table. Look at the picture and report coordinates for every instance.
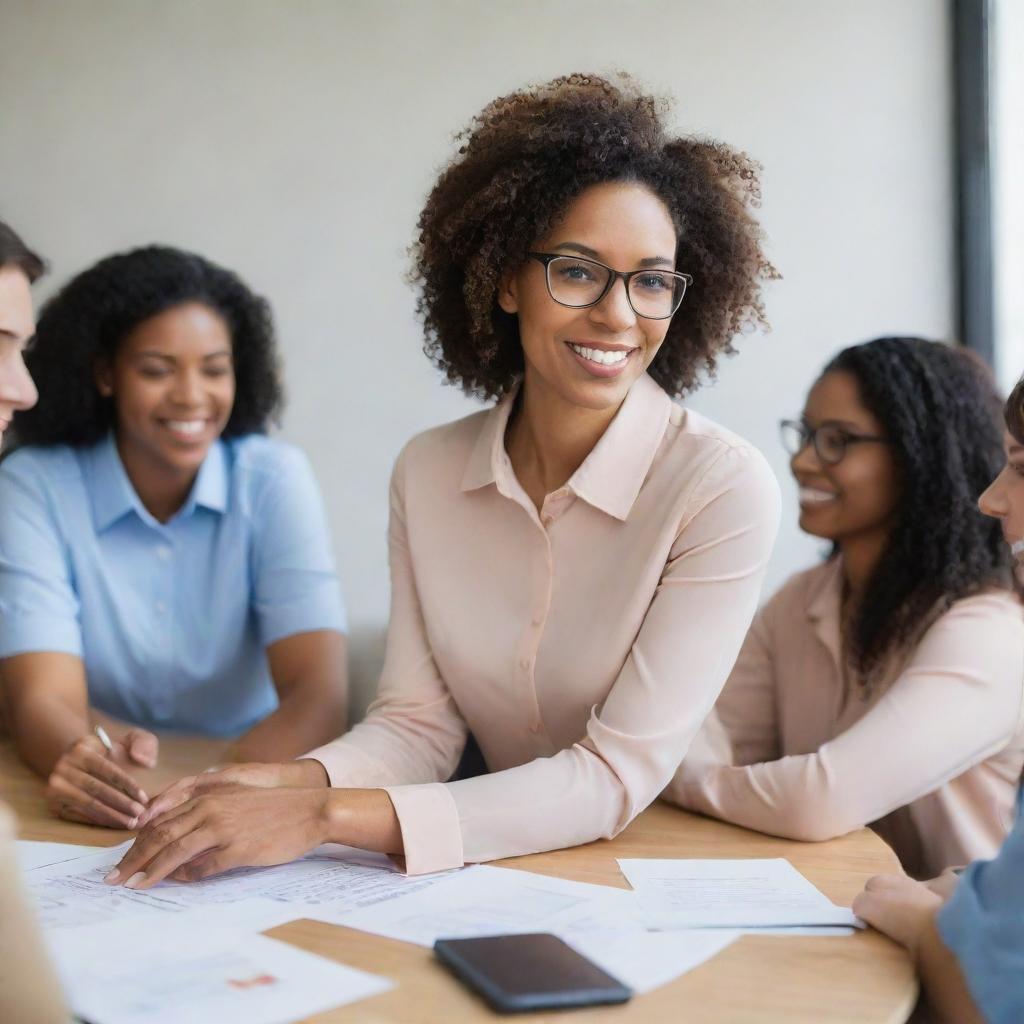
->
[2,737,917,1023]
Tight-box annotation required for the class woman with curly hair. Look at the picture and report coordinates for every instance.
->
[666,337,1024,879]
[0,245,348,830]
[854,378,1024,1024]
[107,72,780,887]
[0,218,68,1024]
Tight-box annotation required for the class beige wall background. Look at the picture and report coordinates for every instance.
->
[0,0,954,715]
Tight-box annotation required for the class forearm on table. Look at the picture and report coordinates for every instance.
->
[680,757,877,843]
[229,686,347,763]
[320,787,404,856]
[5,688,90,777]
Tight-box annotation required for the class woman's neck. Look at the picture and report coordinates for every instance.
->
[838,528,890,607]
[505,371,621,512]
[115,435,198,524]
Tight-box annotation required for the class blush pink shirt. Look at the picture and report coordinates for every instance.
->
[665,558,1024,878]
[307,374,780,873]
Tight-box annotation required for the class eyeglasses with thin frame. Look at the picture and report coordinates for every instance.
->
[528,252,692,320]
[779,419,889,465]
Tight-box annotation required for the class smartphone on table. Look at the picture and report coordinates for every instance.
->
[434,932,633,1014]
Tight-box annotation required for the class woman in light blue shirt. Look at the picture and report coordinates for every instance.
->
[0,245,348,829]
[854,373,1024,1024]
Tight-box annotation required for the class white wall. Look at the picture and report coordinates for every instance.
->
[0,0,954,713]
[993,0,1024,393]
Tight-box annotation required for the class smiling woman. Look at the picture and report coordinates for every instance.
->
[0,246,349,830]
[666,336,1024,879]
[106,72,783,891]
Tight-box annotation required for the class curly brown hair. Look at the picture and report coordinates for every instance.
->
[411,72,777,400]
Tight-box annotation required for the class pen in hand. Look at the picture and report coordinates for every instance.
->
[95,723,151,811]
[94,724,115,756]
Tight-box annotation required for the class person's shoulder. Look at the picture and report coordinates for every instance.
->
[401,408,491,460]
[222,436,328,529]
[669,406,768,465]
[935,586,1024,636]
[766,560,836,610]
[665,406,779,504]
[0,444,82,492]
[224,433,317,485]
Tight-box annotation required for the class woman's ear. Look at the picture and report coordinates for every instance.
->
[497,267,519,315]
[94,361,114,398]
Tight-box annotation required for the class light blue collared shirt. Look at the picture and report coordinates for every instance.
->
[938,789,1024,1023]
[0,433,346,736]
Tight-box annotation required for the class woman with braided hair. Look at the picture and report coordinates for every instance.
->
[666,337,1024,879]
[107,71,781,886]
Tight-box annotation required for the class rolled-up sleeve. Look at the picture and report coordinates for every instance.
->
[938,800,1024,1024]
[0,459,82,658]
[250,445,347,646]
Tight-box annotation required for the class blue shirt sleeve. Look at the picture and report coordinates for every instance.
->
[0,453,83,658]
[247,442,347,647]
[938,792,1024,1024]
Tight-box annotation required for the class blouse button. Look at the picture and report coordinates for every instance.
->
[156,546,172,561]
[519,657,530,671]
[530,719,542,734]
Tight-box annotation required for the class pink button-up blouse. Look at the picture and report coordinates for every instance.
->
[665,558,1024,878]
[307,374,780,873]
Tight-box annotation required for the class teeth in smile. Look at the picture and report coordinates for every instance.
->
[165,420,205,435]
[799,487,837,505]
[568,343,631,366]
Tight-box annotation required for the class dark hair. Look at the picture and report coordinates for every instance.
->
[0,219,45,282]
[1004,376,1024,444]
[823,337,1011,677]
[411,72,777,401]
[10,245,283,448]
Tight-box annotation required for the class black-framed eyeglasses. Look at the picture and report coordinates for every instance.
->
[779,419,889,465]
[528,252,692,320]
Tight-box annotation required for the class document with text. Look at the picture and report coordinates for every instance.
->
[617,858,862,930]
[27,840,449,932]
[332,864,641,946]
[16,839,105,873]
[49,916,391,1024]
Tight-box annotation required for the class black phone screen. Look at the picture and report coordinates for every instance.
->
[434,932,633,1013]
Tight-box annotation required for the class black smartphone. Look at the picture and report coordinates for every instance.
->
[433,932,633,1014]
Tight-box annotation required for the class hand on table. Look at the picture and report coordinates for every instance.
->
[104,784,331,889]
[852,873,943,956]
[923,867,961,900]
[47,728,158,829]
[138,758,327,827]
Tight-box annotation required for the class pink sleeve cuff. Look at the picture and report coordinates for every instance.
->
[384,782,464,874]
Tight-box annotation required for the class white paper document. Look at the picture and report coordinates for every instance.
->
[560,928,740,994]
[16,839,105,873]
[49,916,391,1024]
[332,864,641,947]
[28,841,447,932]
[617,858,862,930]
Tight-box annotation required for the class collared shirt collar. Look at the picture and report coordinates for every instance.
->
[460,372,672,522]
[179,438,229,518]
[88,433,228,532]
